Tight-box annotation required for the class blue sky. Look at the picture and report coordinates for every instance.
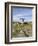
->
[11,7,32,22]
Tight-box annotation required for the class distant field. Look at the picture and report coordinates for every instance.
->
[11,22,32,38]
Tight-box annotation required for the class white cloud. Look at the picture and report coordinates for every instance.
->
[13,14,32,22]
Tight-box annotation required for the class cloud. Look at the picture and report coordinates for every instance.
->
[13,14,32,22]
[13,14,22,22]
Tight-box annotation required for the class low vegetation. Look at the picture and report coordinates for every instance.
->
[11,22,32,38]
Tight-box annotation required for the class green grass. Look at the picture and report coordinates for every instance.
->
[11,22,32,38]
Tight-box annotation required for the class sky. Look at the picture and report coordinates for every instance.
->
[11,7,32,22]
